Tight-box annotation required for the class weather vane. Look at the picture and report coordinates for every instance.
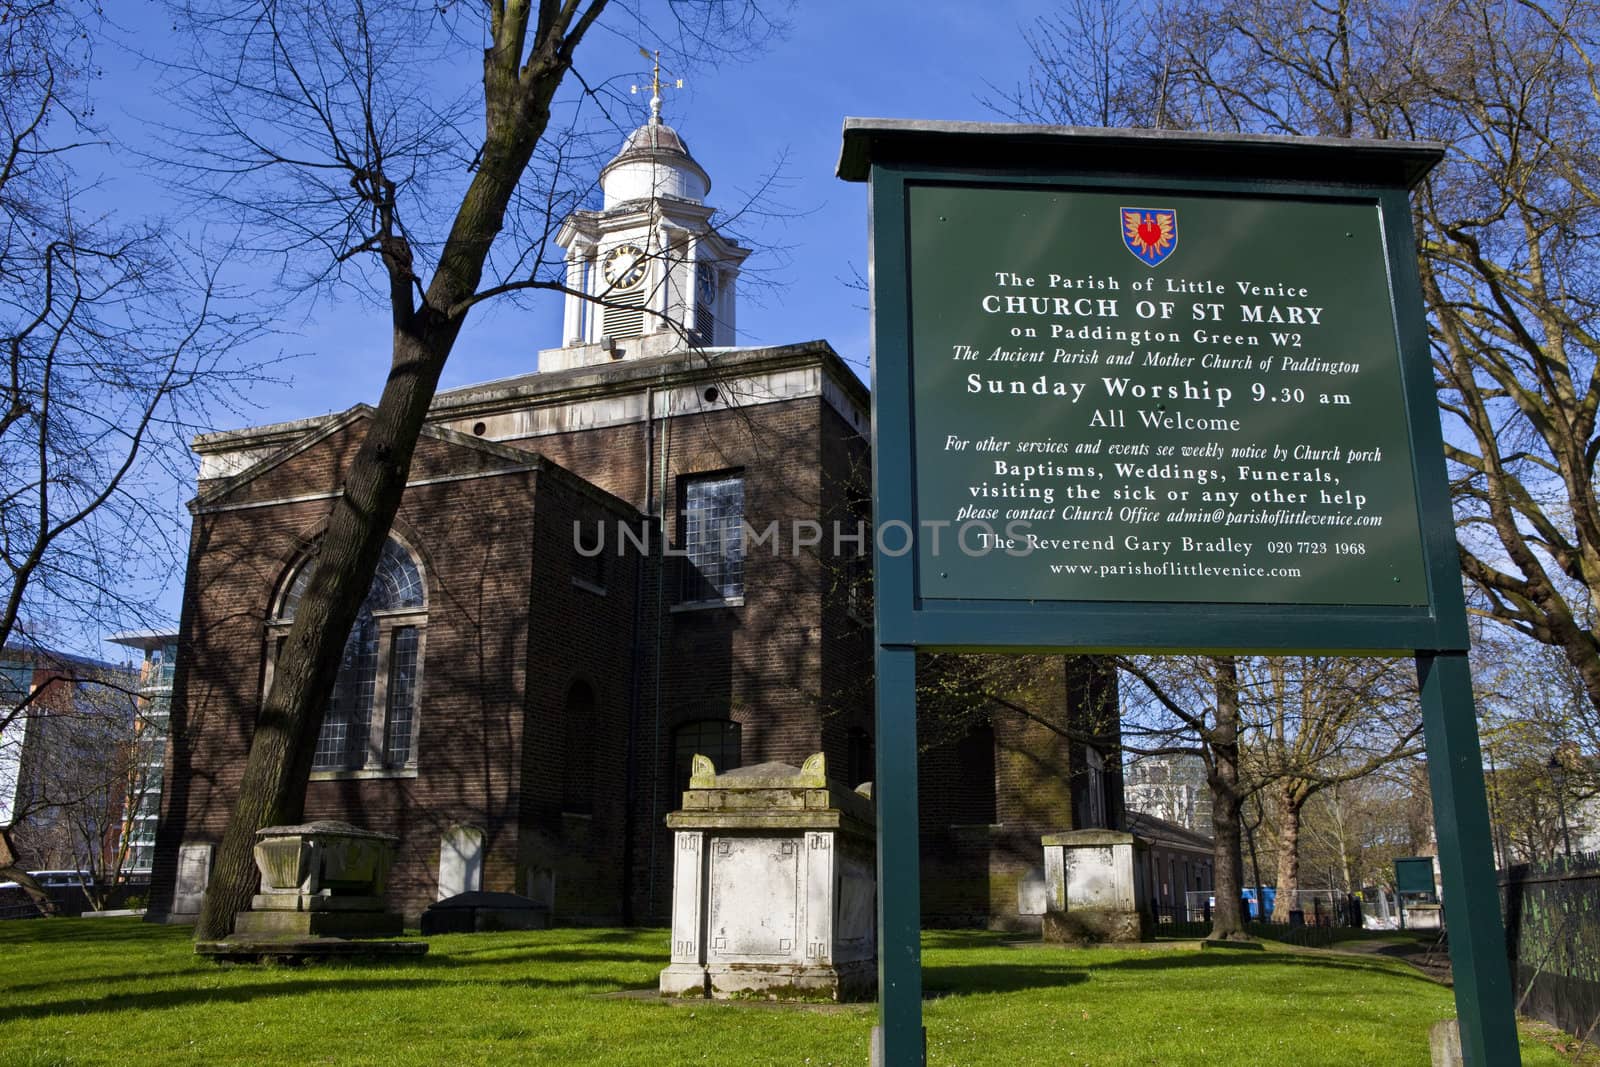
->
[631,48,682,125]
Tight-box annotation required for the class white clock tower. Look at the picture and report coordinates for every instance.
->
[543,63,750,372]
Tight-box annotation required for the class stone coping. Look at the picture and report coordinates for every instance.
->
[1041,830,1146,848]
[675,752,876,828]
[255,820,398,842]
[691,756,826,789]
[664,810,876,835]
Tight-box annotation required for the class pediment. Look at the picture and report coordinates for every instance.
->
[193,406,538,511]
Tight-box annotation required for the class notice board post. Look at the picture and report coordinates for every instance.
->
[839,120,1519,1066]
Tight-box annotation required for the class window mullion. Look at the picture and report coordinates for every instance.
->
[406,626,426,767]
[367,621,393,768]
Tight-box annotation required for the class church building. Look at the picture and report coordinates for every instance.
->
[147,101,1120,928]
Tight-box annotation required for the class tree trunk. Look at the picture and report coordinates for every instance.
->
[0,829,55,916]
[194,328,454,940]
[1207,656,1249,940]
[193,5,606,940]
[1271,783,1303,923]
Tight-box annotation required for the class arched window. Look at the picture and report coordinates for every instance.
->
[673,719,741,791]
[272,537,427,773]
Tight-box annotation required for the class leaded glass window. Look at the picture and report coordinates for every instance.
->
[382,627,419,766]
[681,474,744,601]
[272,537,426,773]
[674,719,741,790]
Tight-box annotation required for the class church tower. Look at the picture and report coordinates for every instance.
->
[542,60,750,372]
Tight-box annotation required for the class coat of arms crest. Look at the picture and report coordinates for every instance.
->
[1121,208,1178,267]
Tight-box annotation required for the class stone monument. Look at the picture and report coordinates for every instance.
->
[232,820,405,938]
[171,843,213,921]
[1040,830,1152,944]
[659,753,876,1000]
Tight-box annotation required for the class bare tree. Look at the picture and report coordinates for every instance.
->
[151,0,788,939]
[2,1,266,905]
[1476,624,1598,859]
[993,0,1600,718]
[0,651,145,913]
[2,1,265,658]
[1245,657,1423,920]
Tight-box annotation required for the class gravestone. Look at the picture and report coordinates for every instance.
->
[1016,866,1047,921]
[438,824,484,899]
[1041,830,1152,944]
[172,843,213,920]
[660,753,876,1000]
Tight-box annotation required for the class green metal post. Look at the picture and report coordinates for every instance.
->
[1416,650,1520,1065]
[872,643,925,1066]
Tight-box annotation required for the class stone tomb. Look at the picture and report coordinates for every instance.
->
[420,891,551,935]
[659,753,876,1000]
[232,820,405,938]
[1041,830,1152,944]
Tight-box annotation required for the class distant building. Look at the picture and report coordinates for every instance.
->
[108,631,178,873]
[0,643,137,876]
[1124,753,1213,838]
[1126,809,1215,917]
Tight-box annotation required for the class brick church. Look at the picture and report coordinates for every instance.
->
[147,107,1121,928]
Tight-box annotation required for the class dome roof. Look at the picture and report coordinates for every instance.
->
[619,121,693,158]
[599,120,711,208]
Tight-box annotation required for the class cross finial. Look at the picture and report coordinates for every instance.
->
[631,48,682,126]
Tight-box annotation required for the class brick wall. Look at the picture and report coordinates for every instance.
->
[150,421,548,922]
[152,360,1119,930]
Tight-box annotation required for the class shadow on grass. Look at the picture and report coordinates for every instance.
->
[921,930,1014,951]
[923,963,1088,996]
[2,964,202,999]
[0,967,660,1024]
[413,948,663,970]
[1095,946,1445,987]
[0,918,191,946]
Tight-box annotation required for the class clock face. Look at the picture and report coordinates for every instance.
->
[696,261,717,304]
[603,243,647,289]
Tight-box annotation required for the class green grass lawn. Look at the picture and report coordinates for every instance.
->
[0,920,1574,1065]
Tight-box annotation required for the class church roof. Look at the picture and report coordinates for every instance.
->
[1126,809,1216,853]
[599,119,711,203]
[617,121,692,158]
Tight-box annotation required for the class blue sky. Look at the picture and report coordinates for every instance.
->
[80,2,1050,646]
[100,1,1047,414]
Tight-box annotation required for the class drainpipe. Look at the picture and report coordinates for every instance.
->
[646,399,671,916]
[620,394,653,924]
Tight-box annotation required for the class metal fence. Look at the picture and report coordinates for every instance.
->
[0,879,150,920]
[1501,851,1600,1042]
[1148,895,1362,949]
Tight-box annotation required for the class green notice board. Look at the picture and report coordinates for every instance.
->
[908,184,1428,606]
[1394,856,1438,896]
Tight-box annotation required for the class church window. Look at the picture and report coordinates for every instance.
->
[955,721,997,824]
[575,521,606,590]
[680,473,744,602]
[1081,745,1107,829]
[674,719,741,790]
[271,537,427,773]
